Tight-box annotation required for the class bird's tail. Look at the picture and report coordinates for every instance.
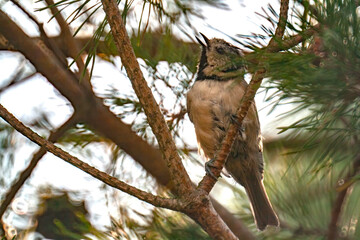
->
[243,176,279,230]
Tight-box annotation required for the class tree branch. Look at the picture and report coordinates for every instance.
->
[0,104,181,211]
[327,154,360,240]
[0,113,79,219]
[44,0,92,90]
[0,64,36,94]
[266,23,320,53]
[268,0,289,48]
[0,10,85,108]
[9,0,68,66]
[198,0,289,193]
[100,0,193,195]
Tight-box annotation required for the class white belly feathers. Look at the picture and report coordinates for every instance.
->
[187,79,246,158]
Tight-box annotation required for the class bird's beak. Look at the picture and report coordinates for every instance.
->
[196,32,210,47]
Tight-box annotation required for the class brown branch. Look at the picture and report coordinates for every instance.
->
[198,0,289,193]
[44,0,92,89]
[210,200,255,240]
[9,0,68,66]
[87,105,254,240]
[266,23,320,53]
[0,72,36,94]
[0,104,181,211]
[327,189,348,240]
[0,113,79,219]
[327,154,360,240]
[9,0,40,28]
[101,0,193,195]
[267,0,289,49]
[0,10,86,108]
[182,190,238,240]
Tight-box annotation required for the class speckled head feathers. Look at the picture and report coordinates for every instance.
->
[195,33,244,81]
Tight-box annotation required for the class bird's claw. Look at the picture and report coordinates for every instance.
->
[205,158,220,180]
[230,114,244,129]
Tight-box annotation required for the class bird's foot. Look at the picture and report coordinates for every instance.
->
[205,158,220,180]
[230,114,244,130]
[231,114,246,139]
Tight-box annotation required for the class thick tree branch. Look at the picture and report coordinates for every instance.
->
[0,113,79,219]
[44,0,93,90]
[9,0,68,66]
[0,10,85,108]
[198,0,289,193]
[0,104,181,211]
[100,0,193,195]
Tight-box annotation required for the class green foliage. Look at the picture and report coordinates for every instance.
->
[251,1,360,239]
[263,0,360,170]
[0,121,16,187]
[1,236,16,240]
[35,190,106,240]
[130,27,200,71]
[107,207,211,240]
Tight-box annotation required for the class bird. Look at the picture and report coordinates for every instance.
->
[186,33,279,230]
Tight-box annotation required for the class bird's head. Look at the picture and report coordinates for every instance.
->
[196,33,245,81]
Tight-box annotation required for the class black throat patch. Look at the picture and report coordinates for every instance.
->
[196,45,208,80]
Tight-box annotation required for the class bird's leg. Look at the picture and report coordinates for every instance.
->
[205,158,220,180]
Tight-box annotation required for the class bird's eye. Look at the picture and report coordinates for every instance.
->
[215,47,225,54]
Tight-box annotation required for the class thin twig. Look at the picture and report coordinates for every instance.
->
[266,23,320,52]
[0,113,79,219]
[9,0,39,27]
[0,72,36,94]
[0,104,181,211]
[198,0,289,193]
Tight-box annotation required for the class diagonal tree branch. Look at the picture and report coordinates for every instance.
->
[44,0,93,90]
[0,72,36,94]
[198,0,289,194]
[0,104,182,211]
[0,113,79,219]
[100,0,193,195]
[0,10,85,108]
[9,0,68,66]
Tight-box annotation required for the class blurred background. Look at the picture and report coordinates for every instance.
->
[0,0,359,239]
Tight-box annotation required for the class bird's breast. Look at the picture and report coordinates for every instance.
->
[187,79,246,158]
